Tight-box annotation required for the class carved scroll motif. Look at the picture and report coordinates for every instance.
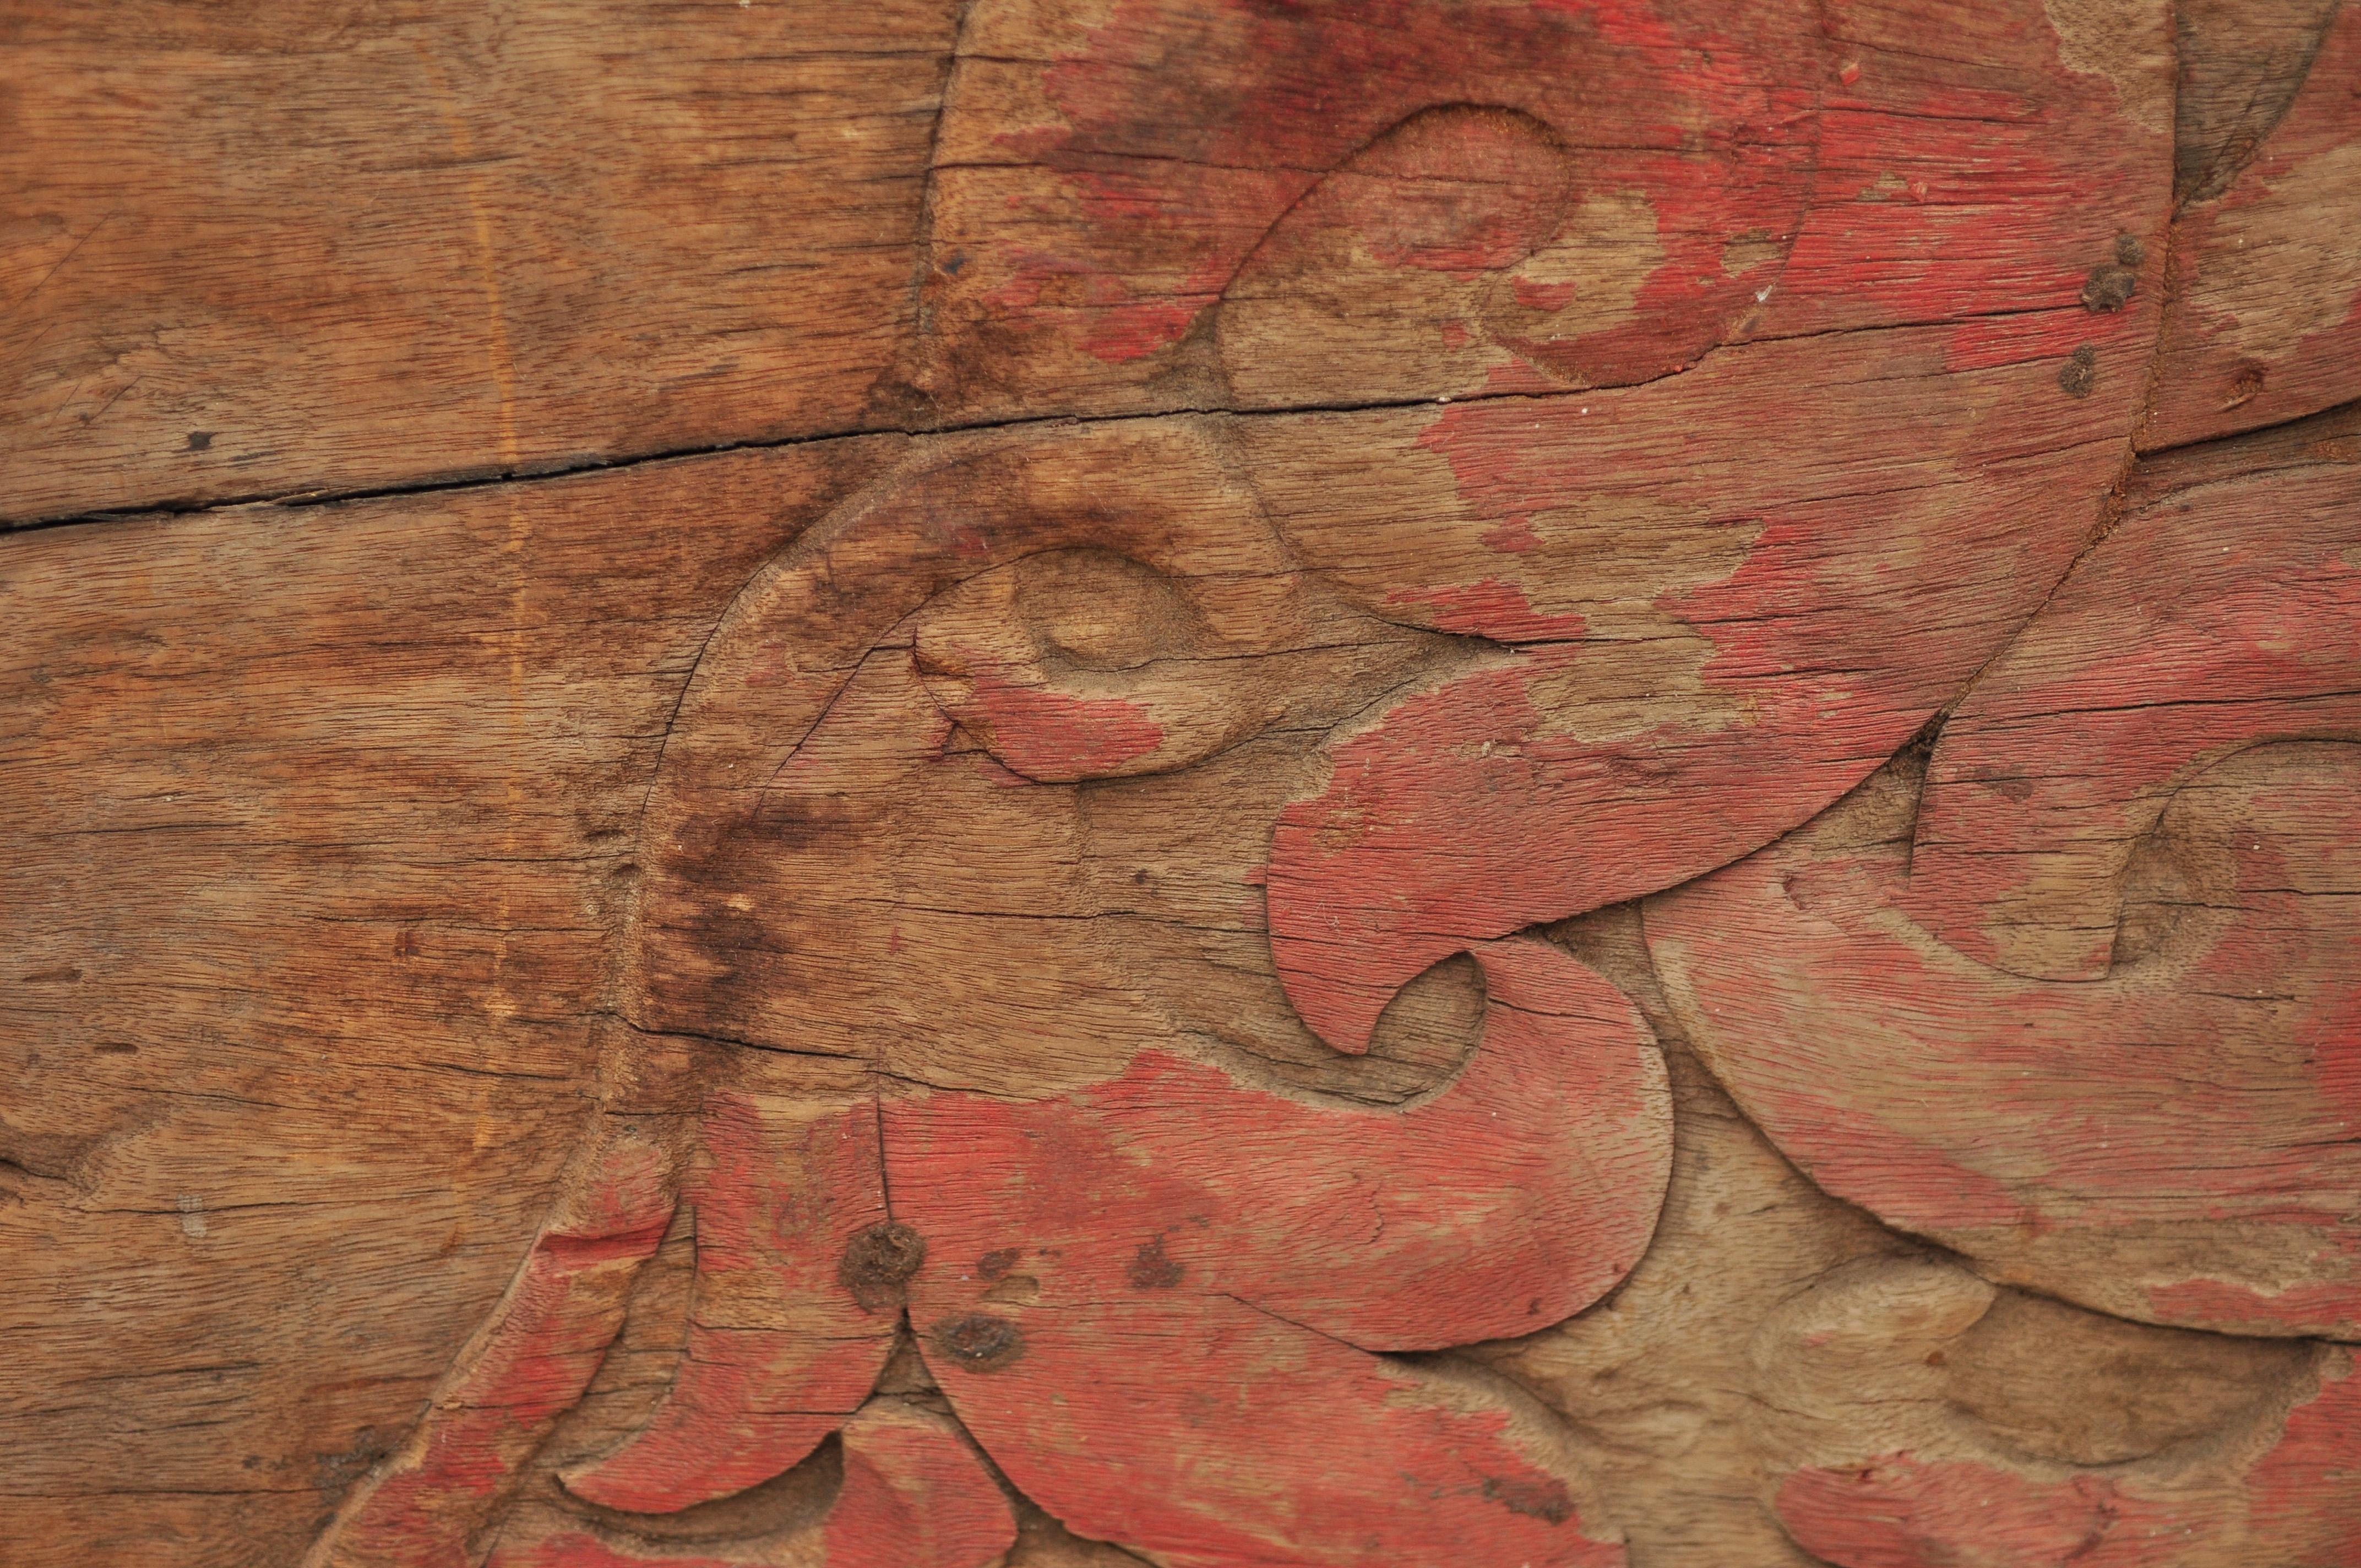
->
[300,1,2360,1564]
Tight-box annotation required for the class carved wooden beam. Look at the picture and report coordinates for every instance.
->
[3,1,2356,1565]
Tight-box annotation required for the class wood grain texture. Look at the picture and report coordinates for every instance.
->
[0,1,954,523]
[2173,0,2342,202]
[2146,0,2361,448]
[0,440,898,1562]
[1649,451,2361,1338]
[1754,1259,2361,1568]
[7,0,2361,1563]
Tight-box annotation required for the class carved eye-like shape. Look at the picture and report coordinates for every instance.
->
[910,547,1293,783]
[908,542,1456,787]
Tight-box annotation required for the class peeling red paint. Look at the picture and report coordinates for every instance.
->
[2148,3,2361,445]
[1649,473,2361,1337]
[330,1142,674,1567]
[1777,1456,2193,1568]
[1080,297,1207,364]
[953,671,1166,780]
[1908,480,2361,980]
[562,1097,896,1515]
[823,1403,1018,1568]
[1770,1360,2361,1567]
[923,0,1821,406]
[883,940,1658,1562]
[1384,578,1586,640]
[2246,1361,2361,1563]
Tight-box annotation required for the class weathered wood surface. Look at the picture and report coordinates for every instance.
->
[0,1,956,522]
[1651,443,2361,1330]
[2146,0,2361,448]
[4,0,2360,1565]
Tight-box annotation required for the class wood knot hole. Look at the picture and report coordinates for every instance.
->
[2058,345,2099,398]
[934,1313,1025,1371]
[840,1221,926,1313]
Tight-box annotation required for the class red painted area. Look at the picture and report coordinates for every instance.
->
[1081,297,1207,364]
[926,0,1820,403]
[2246,1360,2361,1563]
[1385,578,1586,640]
[1907,471,2361,979]
[338,0,2216,1560]
[333,1141,674,1567]
[1649,476,2361,1337]
[562,1096,897,1514]
[2147,4,2361,445]
[1776,1456,2193,1568]
[1263,612,1913,1050]
[1770,1360,2361,1567]
[951,669,1165,781]
[882,938,1662,1565]
[823,1403,1018,1568]
[487,1407,1013,1567]
[1261,201,2168,1050]
[1650,765,2361,1335]
[1510,276,1583,312]
[465,943,1659,1563]
[1479,514,1539,554]
[599,422,1673,1557]
[909,1292,1623,1568]
[896,938,1666,1347]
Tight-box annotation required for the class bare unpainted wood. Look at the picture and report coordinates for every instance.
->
[0,441,898,1561]
[0,1,957,524]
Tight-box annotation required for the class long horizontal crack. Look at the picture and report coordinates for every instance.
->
[7,296,2177,537]
[4,383,1587,537]
[23,341,2352,545]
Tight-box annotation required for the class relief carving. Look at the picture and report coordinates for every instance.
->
[8,0,2359,1564]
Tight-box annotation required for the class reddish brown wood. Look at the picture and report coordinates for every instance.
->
[487,1402,1016,1568]
[8,0,2361,1564]
[913,0,1823,417]
[883,940,1658,1564]
[556,418,1672,1563]
[563,1084,896,1515]
[1753,1259,2361,1568]
[2146,1,2361,447]
[1650,458,2361,1338]
[319,1139,676,1568]
[0,2,956,523]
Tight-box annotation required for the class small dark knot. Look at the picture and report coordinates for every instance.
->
[2081,263,2138,313]
[2058,344,2099,399]
[839,1221,927,1313]
[1127,1235,1184,1289]
[934,1313,1025,1371]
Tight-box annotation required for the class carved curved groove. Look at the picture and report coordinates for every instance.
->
[1751,1258,2361,1568]
[1649,465,2361,1339]
[285,2,2222,1562]
[562,1094,897,1515]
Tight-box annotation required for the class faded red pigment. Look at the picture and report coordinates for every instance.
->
[312,1,2361,1564]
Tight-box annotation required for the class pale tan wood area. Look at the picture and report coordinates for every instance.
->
[4,1,2360,1566]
